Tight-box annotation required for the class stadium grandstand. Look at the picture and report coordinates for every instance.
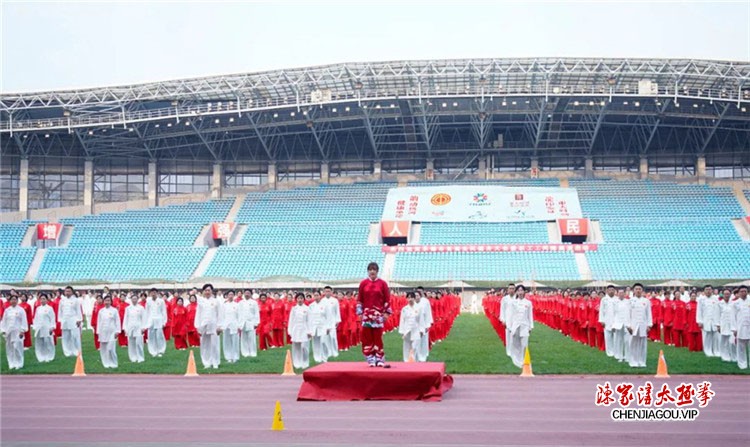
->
[1,58,750,287]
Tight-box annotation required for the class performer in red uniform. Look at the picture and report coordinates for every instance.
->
[672,297,687,348]
[271,295,286,347]
[185,294,200,347]
[357,262,392,367]
[662,293,675,346]
[117,298,129,347]
[19,294,33,349]
[284,294,295,345]
[171,297,188,350]
[685,292,702,352]
[91,294,104,350]
[649,294,662,342]
[257,294,273,351]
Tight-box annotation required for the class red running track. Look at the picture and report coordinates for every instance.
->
[1,374,748,446]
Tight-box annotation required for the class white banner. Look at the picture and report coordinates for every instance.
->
[381,186,583,223]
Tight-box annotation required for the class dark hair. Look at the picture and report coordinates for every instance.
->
[176,297,184,304]
[295,292,305,300]
[367,262,379,271]
[202,283,214,292]
[103,295,113,303]
[633,283,644,289]
[150,287,158,293]
[607,284,616,289]
[704,284,712,289]
[516,285,526,292]
[738,285,748,292]
[406,292,416,299]
[65,286,74,292]
[324,286,332,291]
[39,293,49,301]
[508,283,515,287]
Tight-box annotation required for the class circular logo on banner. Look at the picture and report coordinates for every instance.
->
[431,193,452,206]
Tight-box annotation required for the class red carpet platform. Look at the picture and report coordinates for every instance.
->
[297,362,454,401]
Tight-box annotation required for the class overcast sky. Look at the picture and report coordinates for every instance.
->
[1,0,749,92]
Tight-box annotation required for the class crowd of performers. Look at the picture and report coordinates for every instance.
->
[0,264,460,370]
[483,283,750,370]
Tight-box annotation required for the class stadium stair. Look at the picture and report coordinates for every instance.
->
[733,184,750,214]
[192,247,219,279]
[574,253,593,281]
[382,252,396,282]
[224,194,245,223]
[24,249,46,283]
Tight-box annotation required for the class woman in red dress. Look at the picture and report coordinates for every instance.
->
[91,294,104,350]
[19,294,33,349]
[172,297,188,350]
[185,294,200,347]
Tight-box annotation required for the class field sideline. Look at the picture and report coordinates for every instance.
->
[1,314,747,375]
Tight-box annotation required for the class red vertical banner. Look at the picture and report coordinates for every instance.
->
[558,218,589,237]
[37,223,62,240]
[212,222,235,239]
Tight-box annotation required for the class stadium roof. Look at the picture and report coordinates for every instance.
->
[2,58,749,168]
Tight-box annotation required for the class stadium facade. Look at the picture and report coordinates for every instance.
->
[1,58,749,219]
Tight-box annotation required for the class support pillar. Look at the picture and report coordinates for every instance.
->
[83,158,94,214]
[320,162,330,184]
[425,159,435,181]
[268,163,277,189]
[211,162,223,199]
[373,160,382,180]
[584,157,594,179]
[639,157,649,180]
[148,160,158,207]
[19,157,29,217]
[486,155,494,179]
[696,156,706,185]
[477,157,487,179]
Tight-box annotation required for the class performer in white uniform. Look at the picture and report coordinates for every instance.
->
[122,294,147,363]
[97,296,122,368]
[221,291,241,363]
[499,284,516,356]
[1,295,28,369]
[627,284,652,368]
[509,285,533,368]
[599,285,616,357]
[58,286,83,357]
[31,293,56,363]
[611,289,631,363]
[145,288,167,357]
[238,290,260,358]
[308,293,330,363]
[399,292,422,361]
[195,284,222,369]
[733,286,750,369]
[697,285,720,357]
[415,289,433,362]
[287,292,312,369]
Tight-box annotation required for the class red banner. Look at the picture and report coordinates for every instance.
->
[381,220,411,238]
[558,218,589,236]
[211,223,235,239]
[37,223,62,240]
[382,243,598,254]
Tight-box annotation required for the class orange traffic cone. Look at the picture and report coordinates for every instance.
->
[271,400,285,431]
[185,350,199,377]
[520,347,534,377]
[407,349,415,363]
[281,350,295,376]
[72,351,86,377]
[655,349,669,378]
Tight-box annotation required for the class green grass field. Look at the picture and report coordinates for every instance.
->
[1,314,747,374]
